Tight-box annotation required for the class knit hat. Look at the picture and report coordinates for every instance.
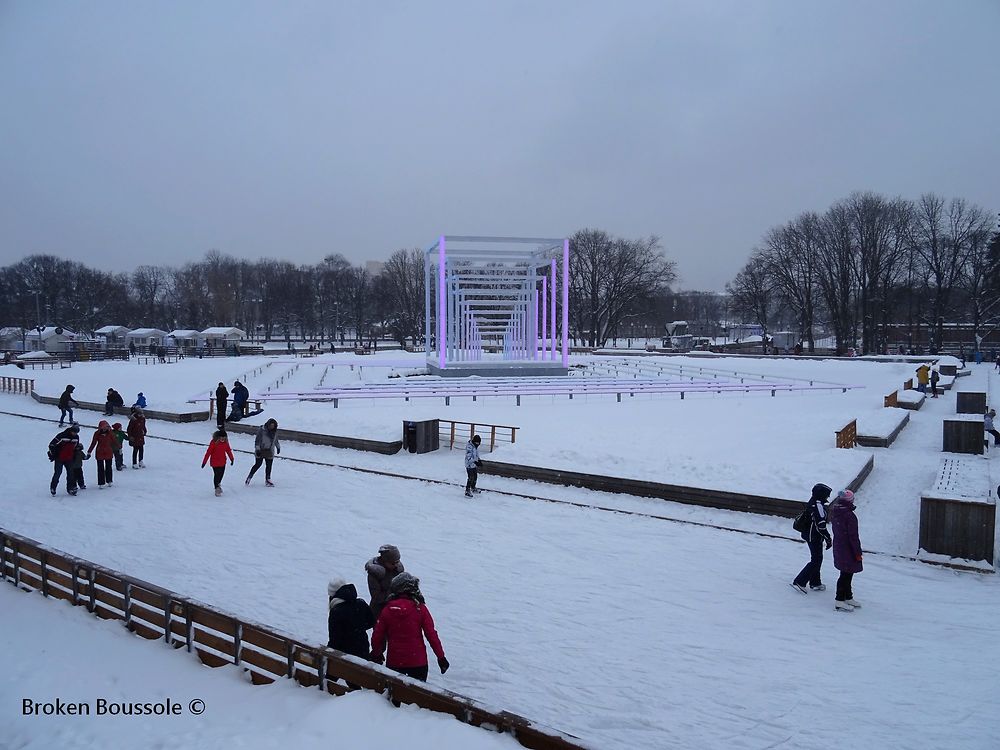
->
[389,572,420,596]
[112,422,122,430]
[836,489,855,503]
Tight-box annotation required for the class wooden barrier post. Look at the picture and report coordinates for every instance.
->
[884,391,898,408]
[835,419,857,448]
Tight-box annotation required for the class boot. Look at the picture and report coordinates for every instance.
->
[215,486,223,497]
[265,479,274,487]
[464,490,473,498]
[245,475,252,485]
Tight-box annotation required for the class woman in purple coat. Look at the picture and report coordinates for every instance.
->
[830,490,863,612]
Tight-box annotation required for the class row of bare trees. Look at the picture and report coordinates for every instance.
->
[727,192,999,353]
[0,230,680,350]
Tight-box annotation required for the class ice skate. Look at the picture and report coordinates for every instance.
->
[265,479,274,487]
[844,599,861,608]
[809,584,826,591]
[464,490,474,498]
[50,487,56,496]
[138,461,145,468]
[245,476,252,485]
[834,600,855,612]
[215,486,223,497]
[789,583,808,594]
[132,464,139,469]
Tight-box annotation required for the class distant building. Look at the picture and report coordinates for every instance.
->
[200,327,246,349]
[94,325,130,346]
[167,329,201,349]
[26,326,78,354]
[125,328,168,349]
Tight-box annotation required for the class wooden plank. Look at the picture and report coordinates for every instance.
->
[128,585,169,608]
[94,571,127,594]
[192,606,237,636]
[94,603,124,621]
[128,620,163,640]
[325,653,389,691]
[44,584,75,603]
[241,625,286,655]
[193,626,237,657]
[197,648,231,668]
[240,646,289,678]
[249,670,276,685]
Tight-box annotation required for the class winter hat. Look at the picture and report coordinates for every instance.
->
[327,577,347,598]
[811,483,832,500]
[378,544,401,563]
[472,435,481,445]
[112,422,122,430]
[68,424,80,433]
[389,572,420,596]
[98,420,110,430]
[836,489,855,503]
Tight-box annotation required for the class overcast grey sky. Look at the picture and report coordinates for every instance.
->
[1,1,997,290]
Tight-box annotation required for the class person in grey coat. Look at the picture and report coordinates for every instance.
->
[365,544,403,619]
[245,418,280,486]
[464,434,482,497]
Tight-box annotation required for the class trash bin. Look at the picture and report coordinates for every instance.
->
[403,419,439,453]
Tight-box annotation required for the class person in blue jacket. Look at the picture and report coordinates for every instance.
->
[133,392,147,409]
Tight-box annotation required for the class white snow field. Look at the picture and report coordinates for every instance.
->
[4,355,1000,749]
[0,584,516,750]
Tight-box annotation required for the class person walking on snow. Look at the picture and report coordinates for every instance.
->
[215,382,229,428]
[71,443,88,490]
[985,409,1000,448]
[127,407,147,468]
[48,425,80,496]
[915,364,930,394]
[202,430,235,496]
[464,434,483,497]
[245,418,280,486]
[830,490,864,611]
[930,367,940,398]
[370,573,449,682]
[86,420,117,488]
[58,385,79,426]
[790,483,833,594]
[111,422,127,471]
[327,577,375,659]
[366,545,404,620]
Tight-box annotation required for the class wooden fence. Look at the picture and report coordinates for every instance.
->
[835,419,857,448]
[884,391,898,408]
[0,528,586,750]
[0,376,34,394]
[440,419,518,453]
[919,497,996,564]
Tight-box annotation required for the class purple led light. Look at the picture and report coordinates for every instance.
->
[562,239,569,368]
[438,236,446,369]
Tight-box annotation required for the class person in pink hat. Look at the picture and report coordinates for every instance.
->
[830,489,863,611]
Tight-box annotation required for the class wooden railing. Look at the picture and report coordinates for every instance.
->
[835,419,857,448]
[0,528,585,750]
[0,376,34,394]
[884,391,898,408]
[439,419,518,453]
[903,378,913,390]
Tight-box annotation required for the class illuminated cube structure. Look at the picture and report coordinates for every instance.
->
[424,235,569,377]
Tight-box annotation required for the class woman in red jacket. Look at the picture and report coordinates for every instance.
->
[126,407,147,468]
[370,572,448,681]
[201,430,235,496]
[86,420,117,488]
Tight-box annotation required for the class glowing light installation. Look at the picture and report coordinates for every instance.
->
[425,236,569,374]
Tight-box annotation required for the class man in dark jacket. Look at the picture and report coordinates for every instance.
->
[327,577,375,658]
[215,382,229,428]
[790,483,833,594]
[229,381,249,421]
[104,388,124,416]
[58,385,79,426]
[48,425,81,496]
[365,545,403,619]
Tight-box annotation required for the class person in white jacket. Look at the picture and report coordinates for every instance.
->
[464,435,482,497]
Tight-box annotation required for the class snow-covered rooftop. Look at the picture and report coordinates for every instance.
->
[94,325,129,335]
[127,328,168,337]
[167,329,201,338]
[201,327,246,336]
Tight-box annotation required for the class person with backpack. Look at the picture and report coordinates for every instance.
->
[790,483,833,594]
[111,422,127,471]
[245,418,280,486]
[201,429,235,496]
[214,382,229,428]
[327,576,375,659]
[127,407,147,468]
[58,385,79,426]
[930,367,940,399]
[464,434,483,497]
[370,573,449,682]
[104,388,124,416]
[831,489,864,612]
[48,425,81,496]
[86,420,117,488]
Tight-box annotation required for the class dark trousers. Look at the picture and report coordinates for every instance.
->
[104,401,115,415]
[96,458,113,486]
[74,467,85,488]
[393,665,428,682]
[50,460,76,493]
[132,445,144,464]
[247,456,273,481]
[987,429,1000,447]
[217,401,227,427]
[793,536,825,587]
[59,407,74,425]
[114,450,124,471]
[465,468,478,492]
[212,465,226,488]
[835,571,854,601]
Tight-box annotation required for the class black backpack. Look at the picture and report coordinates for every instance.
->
[792,509,810,534]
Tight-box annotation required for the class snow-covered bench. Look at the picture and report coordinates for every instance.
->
[856,410,910,447]
[919,457,996,567]
[897,390,925,410]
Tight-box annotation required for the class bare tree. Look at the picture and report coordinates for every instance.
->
[726,252,773,352]
[378,248,425,346]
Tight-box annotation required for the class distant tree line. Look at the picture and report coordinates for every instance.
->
[727,192,999,354]
[0,230,682,349]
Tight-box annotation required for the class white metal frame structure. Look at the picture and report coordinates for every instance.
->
[425,236,569,376]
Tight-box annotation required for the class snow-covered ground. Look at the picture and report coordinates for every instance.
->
[2,355,999,749]
[0,585,516,750]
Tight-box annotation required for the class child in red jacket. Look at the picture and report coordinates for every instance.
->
[201,430,235,496]
[370,573,448,682]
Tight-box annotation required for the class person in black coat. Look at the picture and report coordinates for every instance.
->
[58,385,79,426]
[104,388,124,416]
[790,482,833,593]
[327,577,374,659]
[214,382,229,428]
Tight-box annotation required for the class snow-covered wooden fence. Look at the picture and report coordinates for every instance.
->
[0,376,34,394]
[835,420,857,448]
[0,528,587,750]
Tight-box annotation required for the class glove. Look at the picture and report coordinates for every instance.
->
[230,460,234,466]
[438,656,450,674]
[370,652,384,665]
[201,462,207,468]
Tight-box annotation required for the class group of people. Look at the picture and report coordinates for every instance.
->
[201,418,281,496]
[790,483,864,611]
[48,408,147,495]
[214,381,250,427]
[327,544,448,684]
[914,363,941,398]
